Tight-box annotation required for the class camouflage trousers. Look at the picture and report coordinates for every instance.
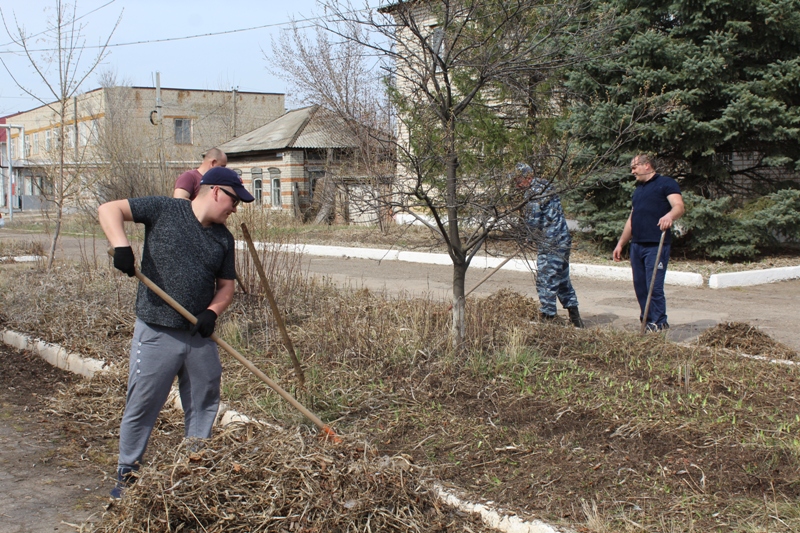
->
[536,248,579,316]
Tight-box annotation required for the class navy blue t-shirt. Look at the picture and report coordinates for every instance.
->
[631,174,681,244]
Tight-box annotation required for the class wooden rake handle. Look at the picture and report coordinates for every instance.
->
[240,223,305,386]
[640,230,667,335]
[107,249,340,442]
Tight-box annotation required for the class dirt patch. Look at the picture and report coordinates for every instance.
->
[0,344,113,532]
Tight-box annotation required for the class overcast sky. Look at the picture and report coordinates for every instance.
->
[0,0,377,116]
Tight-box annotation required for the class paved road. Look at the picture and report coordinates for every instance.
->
[297,254,800,351]
[3,228,799,352]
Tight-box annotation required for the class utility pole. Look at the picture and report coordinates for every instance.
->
[232,87,238,138]
[1,124,25,222]
[155,72,165,176]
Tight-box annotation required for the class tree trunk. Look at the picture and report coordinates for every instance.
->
[313,177,337,224]
[47,108,66,269]
[451,260,467,348]
[47,212,62,269]
[445,132,466,347]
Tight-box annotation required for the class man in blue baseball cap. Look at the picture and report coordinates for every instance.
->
[199,166,255,204]
[98,165,254,499]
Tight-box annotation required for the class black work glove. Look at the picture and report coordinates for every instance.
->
[113,246,136,277]
[190,309,218,338]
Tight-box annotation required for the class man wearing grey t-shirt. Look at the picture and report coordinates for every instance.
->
[98,167,254,499]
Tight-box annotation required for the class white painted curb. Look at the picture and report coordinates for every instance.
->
[239,241,706,287]
[2,329,107,378]
[1,327,565,533]
[0,255,43,263]
[434,485,573,533]
[708,265,800,289]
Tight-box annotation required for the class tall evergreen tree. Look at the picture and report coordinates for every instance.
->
[564,0,800,252]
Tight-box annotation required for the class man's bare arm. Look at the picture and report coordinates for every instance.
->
[98,200,134,247]
[207,278,235,317]
[174,188,191,200]
[613,211,633,262]
[658,193,685,230]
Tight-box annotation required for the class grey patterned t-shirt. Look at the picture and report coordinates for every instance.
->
[129,196,236,329]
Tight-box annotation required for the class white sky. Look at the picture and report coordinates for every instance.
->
[0,0,377,116]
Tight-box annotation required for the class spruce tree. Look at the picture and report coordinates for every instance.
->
[564,0,800,254]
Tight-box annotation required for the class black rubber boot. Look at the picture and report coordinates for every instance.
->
[540,312,557,322]
[567,307,584,328]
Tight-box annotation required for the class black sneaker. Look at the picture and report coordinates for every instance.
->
[110,466,137,499]
[645,322,669,333]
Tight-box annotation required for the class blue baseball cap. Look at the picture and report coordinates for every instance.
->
[200,167,255,203]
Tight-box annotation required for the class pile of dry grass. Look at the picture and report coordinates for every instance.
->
[697,321,797,360]
[94,424,488,533]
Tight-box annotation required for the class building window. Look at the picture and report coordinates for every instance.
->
[90,120,99,144]
[79,122,90,146]
[253,179,262,204]
[25,135,31,156]
[32,133,39,155]
[251,168,263,204]
[45,130,51,151]
[174,118,192,145]
[270,168,282,208]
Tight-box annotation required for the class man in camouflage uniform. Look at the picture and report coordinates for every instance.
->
[514,163,584,327]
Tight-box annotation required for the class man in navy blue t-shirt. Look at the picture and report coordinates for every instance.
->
[613,154,684,331]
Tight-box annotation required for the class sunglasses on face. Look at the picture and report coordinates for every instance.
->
[217,187,240,208]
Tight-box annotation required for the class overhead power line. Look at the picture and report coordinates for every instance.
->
[0,8,377,55]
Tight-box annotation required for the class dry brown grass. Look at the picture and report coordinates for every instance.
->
[1,228,799,532]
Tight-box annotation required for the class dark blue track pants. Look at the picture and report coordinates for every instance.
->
[630,242,670,326]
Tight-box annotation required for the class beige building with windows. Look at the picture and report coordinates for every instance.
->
[1,86,284,211]
[219,105,392,224]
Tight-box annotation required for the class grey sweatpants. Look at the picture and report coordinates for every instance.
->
[118,319,222,470]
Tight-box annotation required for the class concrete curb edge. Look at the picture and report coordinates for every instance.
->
[708,265,800,289]
[238,241,709,287]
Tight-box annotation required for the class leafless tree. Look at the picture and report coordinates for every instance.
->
[86,70,176,203]
[267,21,394,227]
[1,0,120,268]
[275,0,657,346]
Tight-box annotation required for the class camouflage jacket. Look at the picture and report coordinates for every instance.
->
[523,178,571,250]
